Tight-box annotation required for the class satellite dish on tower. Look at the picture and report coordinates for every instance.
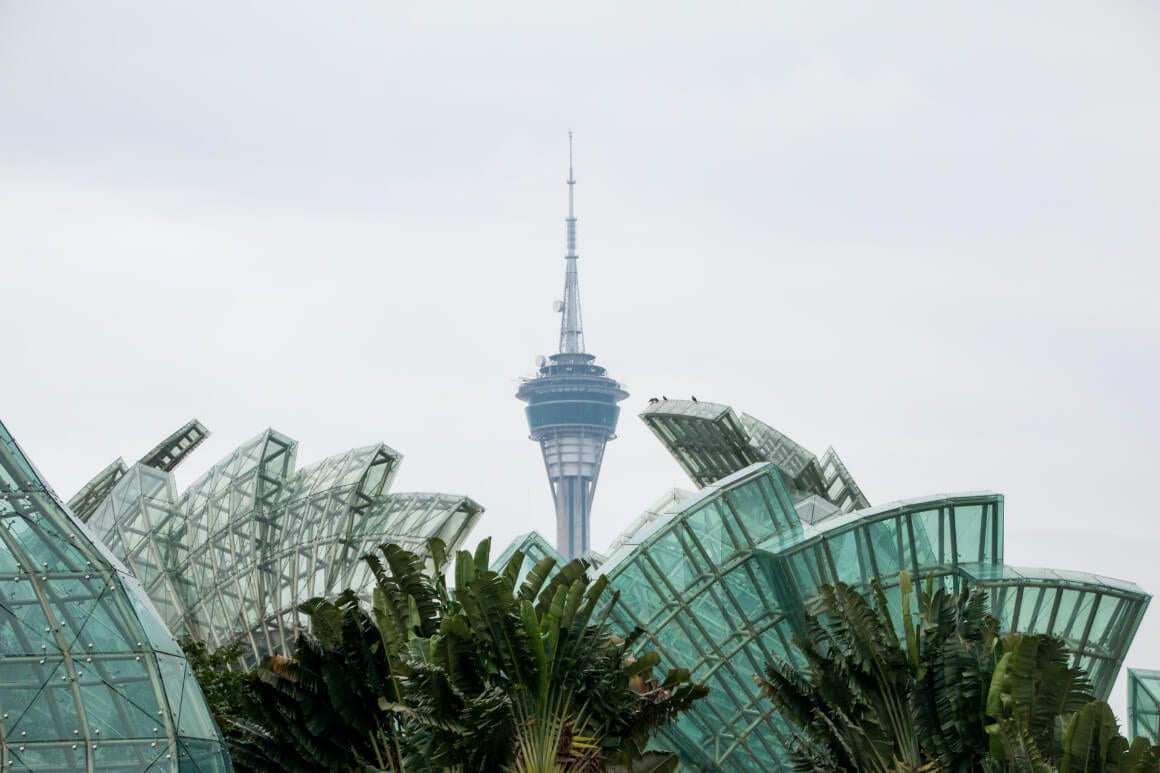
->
[535,355,547,369]
[552,300,564,313]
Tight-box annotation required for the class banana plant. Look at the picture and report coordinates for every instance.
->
[386,538,707,771]
[230,589,407,772]
[1058,701,1159,773]
[756,573,1150,773]
[984,634,1093,767]
[224,538,706,771]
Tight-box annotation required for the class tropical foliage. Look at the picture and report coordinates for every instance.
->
[223,538,707,772]
[179,637,247,720]
[757,573,1158,773]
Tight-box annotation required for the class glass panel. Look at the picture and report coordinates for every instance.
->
[1052,589,1090,641]
[3,510,90,571]
[990,585,1018,629]
[866,517,902,578]
[77,658,164,740]
[614,563,659,626]
[953,506,984,564]
[687,586,733,647]
[654,616,699,669]
[722,564,765,619]
[910,508,942,567]
[176,738,234,773]
[95,741,170,771]
[71,586,141,654]
[1129,671,1160,741]
[0,578,61,653]
[648,531,697,593]
[724,481,773,546]
[1088,594,1118,647]
[1,659,70,740]
[8,744,87,771]
[824,529,861,581]
[1019,587,1053,633]
[784,548,832,601]
[156,653,219,740]
[684,504,737,565]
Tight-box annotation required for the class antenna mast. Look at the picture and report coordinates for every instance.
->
[559,131,585,354]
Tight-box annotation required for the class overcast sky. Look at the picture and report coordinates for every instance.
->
[2,1,1157,714]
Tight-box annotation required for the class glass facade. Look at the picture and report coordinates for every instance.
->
[0,419,232,771]
[73,425,482,666]
[585,399,1151,771]
[958,565,1147,698]
[638,400,869,515]
[1129,669,1160,742]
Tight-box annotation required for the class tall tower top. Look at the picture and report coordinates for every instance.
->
[559,131,584,355]
[517,134,628,558]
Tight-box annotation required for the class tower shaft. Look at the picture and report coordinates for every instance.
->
[539,430,606,559]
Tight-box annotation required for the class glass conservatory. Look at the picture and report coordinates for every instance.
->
[71,422,482,666]
[0,419,232,771]
[579,399,1150,771]
[1129,669,1160,742]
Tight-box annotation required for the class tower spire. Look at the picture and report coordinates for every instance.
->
[560,131,584,354]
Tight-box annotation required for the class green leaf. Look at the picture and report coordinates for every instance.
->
[473,537,492,574]
[521,599,549,704]
[517,555,558,603]
[501,548,526,591]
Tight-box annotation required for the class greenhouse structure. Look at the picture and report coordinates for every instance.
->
[68,421,482,666]
[1129,669,1160,742]
[583,399,1150,771]
[0,419,232,771]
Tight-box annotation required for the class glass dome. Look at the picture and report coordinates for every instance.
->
[0,420,232,772]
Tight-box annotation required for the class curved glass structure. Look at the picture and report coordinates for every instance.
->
[959,565,1147,698]
[75,425,482,666]
[641,400,868,516]
[0,420,231,771]
[592,399,1150,771]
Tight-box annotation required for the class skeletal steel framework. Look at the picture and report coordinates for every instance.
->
[584,399,1150,771]
[0,419,231,772]
[517,134,628,559]
[73,423,482,666]
[66,419,209,523]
